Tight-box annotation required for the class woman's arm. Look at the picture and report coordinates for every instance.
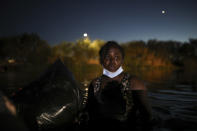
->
[130,78,153,122]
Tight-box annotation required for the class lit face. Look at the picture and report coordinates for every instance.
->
[103,47,123,72]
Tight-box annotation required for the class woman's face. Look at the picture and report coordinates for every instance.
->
[103,47,123,72]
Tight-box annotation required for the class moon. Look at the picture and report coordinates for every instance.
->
[83,33,88,37]
[162,10,166,14]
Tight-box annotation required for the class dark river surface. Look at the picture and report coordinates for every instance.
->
[0,65,197,131]
[145,69,197,131]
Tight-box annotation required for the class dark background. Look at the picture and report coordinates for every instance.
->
[0,0,197,45]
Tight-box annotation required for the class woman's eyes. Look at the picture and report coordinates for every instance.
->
[105,56,110,60]
[115,56,119,59]
[105,56,120,60]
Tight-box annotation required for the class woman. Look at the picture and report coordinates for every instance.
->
[85,41,153,130]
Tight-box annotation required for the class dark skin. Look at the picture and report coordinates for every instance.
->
[99,47,147,90]
[102,47,123,73]
[90,47,152,121]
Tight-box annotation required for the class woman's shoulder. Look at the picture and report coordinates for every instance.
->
[125,73,147,91]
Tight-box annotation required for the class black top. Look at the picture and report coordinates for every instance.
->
[87,73,136,122]
[85,72,153,129]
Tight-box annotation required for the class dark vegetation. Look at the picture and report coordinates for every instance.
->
[1,33,197,71]
[0,33,197,87]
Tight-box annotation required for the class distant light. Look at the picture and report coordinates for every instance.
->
[8,59,15,64]
[83,33,88,37]
[162,10,166,14]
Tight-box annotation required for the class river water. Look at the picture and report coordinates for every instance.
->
[145,69,197,131]
[0,66,197,131]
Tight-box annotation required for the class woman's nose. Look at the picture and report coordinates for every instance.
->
[110,57,116,64]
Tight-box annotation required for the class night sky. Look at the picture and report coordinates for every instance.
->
[0,0,197,45]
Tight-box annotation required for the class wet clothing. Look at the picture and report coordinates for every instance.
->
[85,72,152,130]
[88,72,134,122]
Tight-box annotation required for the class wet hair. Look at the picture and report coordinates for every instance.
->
[99,41,124,65]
